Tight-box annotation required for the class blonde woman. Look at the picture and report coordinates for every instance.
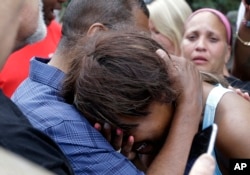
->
[147,0,192,56]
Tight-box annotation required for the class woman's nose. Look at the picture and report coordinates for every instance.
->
[195,38,207,51]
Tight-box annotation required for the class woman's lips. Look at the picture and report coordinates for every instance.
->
[192,56,208,65]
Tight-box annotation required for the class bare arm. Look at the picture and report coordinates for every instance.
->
[215,92,250,169]
[146,49,203,175]
[232,0,250,81]
[96,49,203,174]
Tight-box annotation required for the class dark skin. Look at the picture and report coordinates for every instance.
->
[232,0,250,80]
[42,0,67,26]
[50,5,203,173]
[94,49,203,174]
[94,122,135,159]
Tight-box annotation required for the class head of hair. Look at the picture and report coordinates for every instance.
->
[60,0,149,48]
[61,31,177,131]
[147,0,192,55]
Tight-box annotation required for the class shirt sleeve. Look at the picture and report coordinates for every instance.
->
[45,120,145,175]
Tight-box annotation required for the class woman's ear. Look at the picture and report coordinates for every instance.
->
[225,45,231,64]
[87,23,108,36]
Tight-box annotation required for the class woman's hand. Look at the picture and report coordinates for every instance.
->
[94,122,136,160]
[156,49,203,112]
[228,86,250,101]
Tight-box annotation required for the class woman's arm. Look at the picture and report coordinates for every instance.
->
[145,50,203,175]
[215,92,250,169]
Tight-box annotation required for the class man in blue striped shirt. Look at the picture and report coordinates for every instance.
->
[12,0,203,174]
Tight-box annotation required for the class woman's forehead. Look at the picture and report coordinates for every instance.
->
[188,12,221,25]
[186,10,231,44]
[186,12,227,33]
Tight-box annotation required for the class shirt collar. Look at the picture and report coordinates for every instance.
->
[30,57,65,91]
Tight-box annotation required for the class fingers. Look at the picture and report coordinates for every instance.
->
[228,86,250,101]
[156,49,182,81]
[121,136,136,160]
[243,92,250,101]
[235,89,250,101]
[103,123,112,142]
[112,128,123,151]
[156,49,168,59]
[189,153,215,175]
[94,122,122,151]
[93,122,136,160]
[94,123,102,131]
[156,49,202,102]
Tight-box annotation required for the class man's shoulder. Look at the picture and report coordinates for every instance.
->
[13,82,85,126]
[14,81,91,134]
[13,57,64,101]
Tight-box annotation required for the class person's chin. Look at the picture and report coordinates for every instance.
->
[26,24,47,44]
[26,11,47,44]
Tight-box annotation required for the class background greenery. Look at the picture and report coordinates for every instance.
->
[186,0,240,14]
[61,1,241,15]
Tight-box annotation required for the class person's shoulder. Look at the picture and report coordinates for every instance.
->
[13,82,86,128]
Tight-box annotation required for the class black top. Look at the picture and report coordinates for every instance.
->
[226,76,250,94]
[0,90,74,175]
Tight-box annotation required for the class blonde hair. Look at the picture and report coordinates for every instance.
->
[201,71,229,88]
[147,0,192,55]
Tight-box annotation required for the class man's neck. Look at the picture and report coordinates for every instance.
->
[48,52,69,73]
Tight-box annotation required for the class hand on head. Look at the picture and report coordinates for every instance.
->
[94,122,136,160]
[156,49,203,107]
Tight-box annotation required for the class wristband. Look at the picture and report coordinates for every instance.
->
[242,19,250,28]
[236,33,250,46]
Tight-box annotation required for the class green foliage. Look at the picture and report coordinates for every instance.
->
[63,1,70,8]
[186,0,240,14]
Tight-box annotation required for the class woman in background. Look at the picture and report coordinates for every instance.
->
[62,31,250,175]
[147,0,192,55]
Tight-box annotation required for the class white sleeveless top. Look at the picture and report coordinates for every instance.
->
[202,84,232,175]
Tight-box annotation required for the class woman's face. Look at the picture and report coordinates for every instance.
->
[120,102,174,154]
[181,12,231,75]
[149,20,175,55]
